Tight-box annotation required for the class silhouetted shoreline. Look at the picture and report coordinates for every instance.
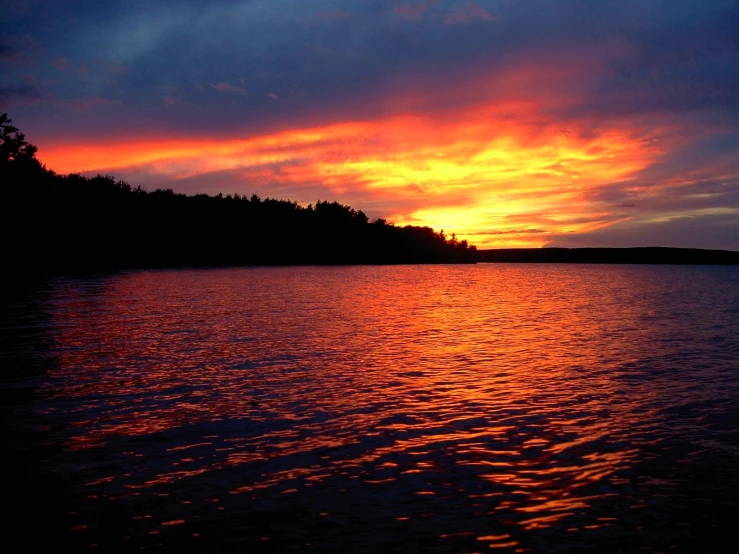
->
[478,247,739,265]
[3,174,477,274]
[2,113,476,275]
[3,113,737,275]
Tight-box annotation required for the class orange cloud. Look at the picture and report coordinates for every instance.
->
[39,96,668,248]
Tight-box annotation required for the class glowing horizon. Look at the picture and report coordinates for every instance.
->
[38,100,673,248]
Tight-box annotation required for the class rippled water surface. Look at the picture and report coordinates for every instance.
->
[3,265,739,553]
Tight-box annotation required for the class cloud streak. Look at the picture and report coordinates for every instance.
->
[39,93,676,247]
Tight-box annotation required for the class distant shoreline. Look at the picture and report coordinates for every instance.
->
[477,247,739,265]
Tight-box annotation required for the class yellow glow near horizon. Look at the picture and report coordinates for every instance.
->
[38,102,665,248]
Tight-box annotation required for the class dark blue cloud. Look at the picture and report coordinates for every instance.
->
[4,1,737,132]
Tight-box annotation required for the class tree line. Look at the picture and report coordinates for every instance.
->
[1,113,476,275]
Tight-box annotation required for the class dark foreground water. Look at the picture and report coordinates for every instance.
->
[2,265,739,553]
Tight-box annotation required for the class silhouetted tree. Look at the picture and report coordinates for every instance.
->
[1,113,478,275]
[1,113,39,165]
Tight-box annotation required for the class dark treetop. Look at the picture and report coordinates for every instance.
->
[1,114,476,275]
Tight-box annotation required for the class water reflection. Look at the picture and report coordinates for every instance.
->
[4,265,739,552]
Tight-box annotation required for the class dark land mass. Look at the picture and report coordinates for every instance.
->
[478,247,739,265]
[1,114,476,276]
[3,114,737,275]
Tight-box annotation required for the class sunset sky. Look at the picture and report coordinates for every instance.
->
[2,0,738,249]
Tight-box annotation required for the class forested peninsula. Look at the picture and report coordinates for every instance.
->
[2,114,477,275]
[4,114,737,274]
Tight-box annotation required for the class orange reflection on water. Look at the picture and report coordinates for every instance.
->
[39,265,724,550]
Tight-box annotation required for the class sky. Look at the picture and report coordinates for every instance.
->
[2,0,738,249]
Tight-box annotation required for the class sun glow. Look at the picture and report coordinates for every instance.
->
[39,101,665,248]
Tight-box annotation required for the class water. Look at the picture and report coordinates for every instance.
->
[2,265,739,553]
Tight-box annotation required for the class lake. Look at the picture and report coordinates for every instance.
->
[2,264,739,552]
